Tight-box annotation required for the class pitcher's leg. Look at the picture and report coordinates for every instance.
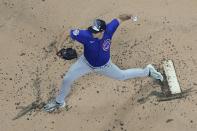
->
[98,62,149,80]
[44,56,93,112]
[55,57,92,104]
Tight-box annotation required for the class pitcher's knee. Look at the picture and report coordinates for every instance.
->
[62,75,74,84]
[113,72,127,80]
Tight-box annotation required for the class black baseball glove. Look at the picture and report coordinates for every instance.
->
[56,48,77,60]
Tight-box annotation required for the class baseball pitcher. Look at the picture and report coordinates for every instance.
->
[44,14,163,112]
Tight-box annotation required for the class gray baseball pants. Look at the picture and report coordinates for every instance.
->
[56,55,149,104]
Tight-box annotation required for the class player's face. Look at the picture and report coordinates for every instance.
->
[93,31,104,39]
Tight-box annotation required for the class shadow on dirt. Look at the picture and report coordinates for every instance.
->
[137,88,195,104]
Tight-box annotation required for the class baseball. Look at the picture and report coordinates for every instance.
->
[132,16,138,22]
